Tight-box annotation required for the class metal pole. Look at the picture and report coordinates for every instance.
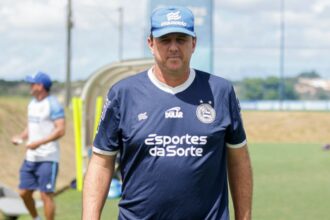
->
[279,0,285,106]
[65,0,73,107]
[118,7,123,61]
[210,0,214,74]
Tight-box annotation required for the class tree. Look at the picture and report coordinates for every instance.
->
[297,71,320,79]
[237,76,298,100]
[239,78,264,100]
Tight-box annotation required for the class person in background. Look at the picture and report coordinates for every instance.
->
[83,6,253,220]
[12,72,65,220]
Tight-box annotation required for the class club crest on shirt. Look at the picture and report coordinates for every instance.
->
[196,103,216,124]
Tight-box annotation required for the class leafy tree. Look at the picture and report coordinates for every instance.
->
[237,76,298,100]
[283,80,299,100]
[239,78,264,100]
[297,71,320,78]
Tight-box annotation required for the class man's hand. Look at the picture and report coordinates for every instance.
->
[11,128,28,145]
[11,136,24,145]
[26,141,42,149]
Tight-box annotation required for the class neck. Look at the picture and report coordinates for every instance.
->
[153,66,190,87]
[35,91,48,101]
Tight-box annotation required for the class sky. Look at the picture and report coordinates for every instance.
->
[0,0,329,81]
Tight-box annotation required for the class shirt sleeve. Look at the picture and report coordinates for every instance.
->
[225,86,247,148]
[93,88,121,155]
[49,96,65,120]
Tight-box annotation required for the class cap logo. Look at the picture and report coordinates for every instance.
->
[167,11,181,21]
[161,11,187,27]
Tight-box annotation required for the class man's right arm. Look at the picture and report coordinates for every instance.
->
[82,151,116,220]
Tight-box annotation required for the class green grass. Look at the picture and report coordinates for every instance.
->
[17,143,330,220]
[17,189,120,220]
[245,143,330,220]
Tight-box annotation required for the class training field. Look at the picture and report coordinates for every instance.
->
[17,142,330,220]
[1,97,330,219]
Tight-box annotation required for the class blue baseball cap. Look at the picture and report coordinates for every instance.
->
[150,6,196,38]
[25,71,52,89]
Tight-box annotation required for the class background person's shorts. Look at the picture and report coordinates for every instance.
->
[19,160,58,193]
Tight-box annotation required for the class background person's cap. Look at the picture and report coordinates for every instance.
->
[25,71,52,89]
[150,6,195,38]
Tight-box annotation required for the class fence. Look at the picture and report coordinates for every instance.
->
[240,100,330,111]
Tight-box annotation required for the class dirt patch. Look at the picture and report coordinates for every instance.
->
[242,111,330,144]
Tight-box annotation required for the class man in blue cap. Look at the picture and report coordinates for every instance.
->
[83,6,252,220]
[11,71,65,220]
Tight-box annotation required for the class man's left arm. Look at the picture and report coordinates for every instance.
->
[27,118,66,149]
[227,144,253,220]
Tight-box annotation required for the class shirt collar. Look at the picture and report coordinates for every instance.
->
[147,68,196,94]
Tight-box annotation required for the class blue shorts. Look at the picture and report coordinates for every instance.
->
[19,160,58,193]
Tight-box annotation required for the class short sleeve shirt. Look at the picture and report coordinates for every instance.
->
[94,69,246,220]
[26,95,65,162]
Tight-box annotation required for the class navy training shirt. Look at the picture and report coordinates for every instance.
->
[93,68,247,220]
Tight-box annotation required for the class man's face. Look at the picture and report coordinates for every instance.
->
[30,83,43,97]
[148,33,196,74]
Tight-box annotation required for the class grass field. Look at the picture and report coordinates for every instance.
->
[1,96,330,219]
[247,143,330,220]
[15,142,330,220]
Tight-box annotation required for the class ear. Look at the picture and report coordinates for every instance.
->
[147,37,154,55]
[192,37,197,53]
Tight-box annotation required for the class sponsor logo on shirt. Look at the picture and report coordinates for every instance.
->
[96,98,111,135]
[165,107,183,119]
[196,103,216,124]
[138,112,148,121]
[145,134,207,157]
[28,116,41,123]
[101,99,111,121]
